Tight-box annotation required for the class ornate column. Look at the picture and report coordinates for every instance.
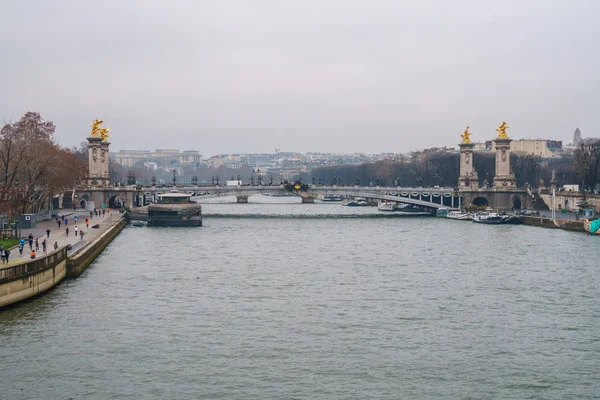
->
[458,127,479,189]
[87,119,111,187]
[492,121,516,189]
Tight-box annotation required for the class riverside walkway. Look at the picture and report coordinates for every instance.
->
[1,210,119,267]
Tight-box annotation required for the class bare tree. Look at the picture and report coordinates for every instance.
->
[575,137,600,196]
[0,112,86,216]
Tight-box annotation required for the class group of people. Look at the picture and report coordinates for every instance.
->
[3,210,107,263]
[0,245,11,263]
[18,234,57,259]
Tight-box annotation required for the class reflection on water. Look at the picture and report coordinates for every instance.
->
[1,203,599,399]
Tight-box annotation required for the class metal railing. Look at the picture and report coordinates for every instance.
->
[0,248,67,284]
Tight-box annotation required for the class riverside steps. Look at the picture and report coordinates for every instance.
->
[0,210,126,308]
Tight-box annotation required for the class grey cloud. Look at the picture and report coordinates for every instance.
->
[1,0,598,155]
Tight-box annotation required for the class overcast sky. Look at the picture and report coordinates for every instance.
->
[1,0,598,155]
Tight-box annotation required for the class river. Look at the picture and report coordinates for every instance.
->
[1,200,599,399]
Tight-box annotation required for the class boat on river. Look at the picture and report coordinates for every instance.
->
[584,219,600,235]
[447,210,471,220]
[147,190,202,227]
[377,201,396,211]
[472,211,521,225]
[343,198,368,207]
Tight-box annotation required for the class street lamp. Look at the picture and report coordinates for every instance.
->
[394,174,404,187]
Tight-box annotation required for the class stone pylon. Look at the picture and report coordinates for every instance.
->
[458,141,479,189]
[492,124,516,189]
[87,137,110,187]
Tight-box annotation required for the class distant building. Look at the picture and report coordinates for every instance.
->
[472,142,489,152]
[114,150,152,167]
[179,150,202,164]
[573,127,582,147]
[490,139,563,158]
[114,149,202,167]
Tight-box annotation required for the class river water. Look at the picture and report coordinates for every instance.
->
[1,200,599,399]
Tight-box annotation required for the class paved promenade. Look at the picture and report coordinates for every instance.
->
[1,210,121,267]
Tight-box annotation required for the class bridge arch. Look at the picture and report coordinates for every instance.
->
[472,196,489,208]
[108,195,122,208]
[79,194,90,209]
[512,196,522,210]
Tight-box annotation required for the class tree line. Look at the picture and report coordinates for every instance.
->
[0,112,86,216]
[310,144,597,192]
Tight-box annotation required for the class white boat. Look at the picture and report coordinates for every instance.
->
[377,201,396,211]
[472,210,521,225]
[447,211,471,220]
[343,198,368,207]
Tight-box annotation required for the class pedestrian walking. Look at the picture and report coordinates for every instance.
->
[66,227,70,237]
[46,228,51,238]
[54,241,58,250]
[30,249,36,259]
[79,230,84,240]
[65,218,68,226]
[28,236,33,250]
[90,211,93,219]
[1,249,6,264]
[18,243,24,255]
[74,215,78,223]
[85,218,89,229]
[35,238,39,251]
[74,226,79,236]
[4,249,9,263]
[102,209,105,216]
[57,220,61,228]
[61,215,64,222]
[42,240,47,254]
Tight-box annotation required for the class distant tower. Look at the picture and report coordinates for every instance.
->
[492,122,516,189]
[87,119,111,187]
[573,127,582,146]
[458,126,479,189]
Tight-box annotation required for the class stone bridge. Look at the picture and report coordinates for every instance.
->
[140,185,460,210]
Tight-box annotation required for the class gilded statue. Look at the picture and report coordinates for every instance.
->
[99,127,110,141]
[90,119,110,141]
[496,121,509,139]
[461,126,472,143]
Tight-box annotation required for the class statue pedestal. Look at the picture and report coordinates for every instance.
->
[458,142,479,188]
[493,137,516,189]
[87,137,110,188]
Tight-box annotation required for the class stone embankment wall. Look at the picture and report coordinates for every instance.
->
[0,248,68,308]
[66,217,126,277]
[539,192,600,211]
[521,216,585,232]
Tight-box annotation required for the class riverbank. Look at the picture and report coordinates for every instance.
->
[521,215,587,232]
[0,211,125,308]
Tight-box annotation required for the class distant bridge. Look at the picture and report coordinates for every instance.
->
[140,185,461,210]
